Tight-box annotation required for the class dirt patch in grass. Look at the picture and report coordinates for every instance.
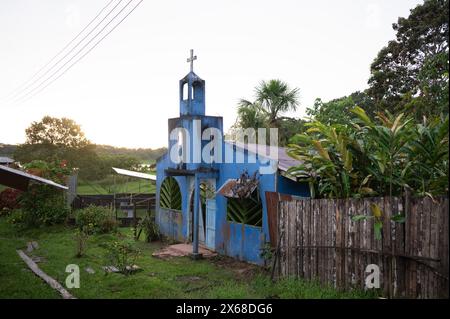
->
[209,255,262,280]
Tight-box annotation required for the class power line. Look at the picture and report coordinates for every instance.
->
[5,0,124,103]
[3,0,116,102]
[15,0,144,106]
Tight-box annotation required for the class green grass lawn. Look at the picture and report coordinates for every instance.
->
[0,217,375,299]
[77,179,156,195]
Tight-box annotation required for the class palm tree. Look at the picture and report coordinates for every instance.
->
[237,79,300,129]
[254,79,300,127]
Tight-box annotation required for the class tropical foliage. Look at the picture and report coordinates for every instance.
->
[306,91,377,126]
[229,79,302,146]
[287,107,448,199]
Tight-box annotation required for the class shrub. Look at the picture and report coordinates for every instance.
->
[75,227,89,258]
[105,240,141,275]
[137,212,160,242]
[99,217,119,234]
[7,209,25,227]
[9,160,72,228]
[19,184,69,227]
[0,188,22,215]
[75,205,116,234]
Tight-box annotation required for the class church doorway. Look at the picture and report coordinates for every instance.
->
[189,180,215,245]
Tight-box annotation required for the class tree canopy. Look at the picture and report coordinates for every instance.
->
[367,0,449,117]
[25,116,90,148]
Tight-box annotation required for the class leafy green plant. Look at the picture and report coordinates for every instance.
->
[351,203,405,241]
[75,227,89,258]
[260,242,274,268]
[406,115,449,196]
[287,107,448,199]
[105,241,141,275]
[10,160,71,228]
[136,212,160,242]
[19,184,69,227]
[75,205,117,234]
[6,209,26,229]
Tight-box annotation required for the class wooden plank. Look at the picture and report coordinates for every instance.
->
[265,191,279,248]
[344,198,350,291]
[422,197,431,298]
[354,198,362,290]
[396,196,406,297]
[348,198,355,289]
[437,197,449,298]
[417,197,425,298]
[303,200,312,279]
[311,199,316,279]
[382,197,390,297]
[295,200,305,277]
[279,201,286,277]
[429,196,438,298]
[285,201,291,277]
[318,199,324,284]
[324,201,333,284]
[409,197,419,298]
[339,198,344,289]
[17,250,76,299]
[289,201,297,277]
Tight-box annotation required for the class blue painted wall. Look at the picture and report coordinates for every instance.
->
[277,175,310,197]
[155,152,189,241]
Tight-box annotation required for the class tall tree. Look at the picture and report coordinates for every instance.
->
[231,79,300,145]
[368,0,449,116]
[306,91,376,126]
[14,116,101,179]
[25,116,90,148]
[252,79,300,128]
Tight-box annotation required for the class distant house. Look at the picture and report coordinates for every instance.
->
[155,62,310,265]
[0,157,14,166]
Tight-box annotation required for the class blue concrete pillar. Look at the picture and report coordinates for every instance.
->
[192,175,201,258]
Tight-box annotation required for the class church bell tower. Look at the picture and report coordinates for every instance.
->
[179,49,205,116]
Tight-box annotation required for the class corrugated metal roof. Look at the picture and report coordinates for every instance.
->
[0,156,14,164]
[112,167,156,181]
[0,165,68,191]
[216,178,259,198]
[227,141,303,173]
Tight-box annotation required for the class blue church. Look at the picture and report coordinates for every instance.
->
[156,51,310,265]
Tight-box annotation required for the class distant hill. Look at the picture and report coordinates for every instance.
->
[0,144,16,157]
[94,144,167,162]
[0,143,166,163]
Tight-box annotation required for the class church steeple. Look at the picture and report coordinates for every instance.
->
[179,49,205,116]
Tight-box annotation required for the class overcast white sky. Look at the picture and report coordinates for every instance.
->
[0,0,422,149]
